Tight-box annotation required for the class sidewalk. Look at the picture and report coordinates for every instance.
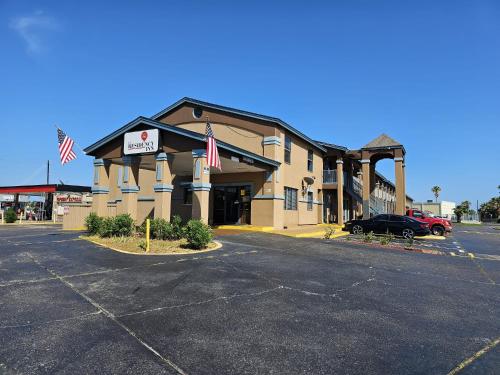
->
[0,220,61,226]
[214,223,349,239]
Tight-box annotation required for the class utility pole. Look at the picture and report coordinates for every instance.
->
[46,160,50,185]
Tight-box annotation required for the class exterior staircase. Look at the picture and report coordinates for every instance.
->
[370,196,385,216]
[345,178,362,203]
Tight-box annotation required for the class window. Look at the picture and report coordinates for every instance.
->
[373,214,389,221]
[193,107,203,119]
[412,210,423,218]
[307,191,313,211]
[284,135,291,164]
[183,188,193,204]
[284,187,297,210]
[389,215,405,222]
[307,149,313,172]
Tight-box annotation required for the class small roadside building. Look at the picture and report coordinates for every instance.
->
[0,184,91,221]
[412,200,456,219]
[84,98,410,228]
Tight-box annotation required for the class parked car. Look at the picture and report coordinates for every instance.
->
[344,214,431,239]
[406,209,452,236]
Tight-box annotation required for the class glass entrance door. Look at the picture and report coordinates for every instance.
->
[212,185,251,225]
[213,187,225,224]
[225,187,239,224]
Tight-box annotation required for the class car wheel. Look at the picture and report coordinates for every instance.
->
[352,225,363,235]
[402,228,415,239]
[432,226,444,236]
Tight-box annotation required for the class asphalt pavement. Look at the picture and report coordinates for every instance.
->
[0,224,498,374]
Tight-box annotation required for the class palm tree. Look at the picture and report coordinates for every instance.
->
[431,186,441,202]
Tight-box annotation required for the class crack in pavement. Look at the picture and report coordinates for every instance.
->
[24,253,188,375]
[217,256,378,300]
[117,286,284,318]
[0,311,102,330]
[0,250,260,289]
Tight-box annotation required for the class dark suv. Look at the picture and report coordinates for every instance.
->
[344,214,431,239]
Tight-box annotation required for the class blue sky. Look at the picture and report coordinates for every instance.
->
[1,0,499,205]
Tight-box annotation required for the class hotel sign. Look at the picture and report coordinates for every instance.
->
[124,129,159,155]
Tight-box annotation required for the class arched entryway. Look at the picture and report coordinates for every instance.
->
[353,134,406,219]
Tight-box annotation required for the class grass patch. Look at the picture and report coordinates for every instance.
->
[80,235,220,255]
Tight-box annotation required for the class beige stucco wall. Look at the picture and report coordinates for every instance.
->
[137,200,154,224]
[282,132,323,226]
[171,119,324,227]
[90,104,329,228]
[176,122,264,156]
[62,205,91,230]
[171,175,195,223]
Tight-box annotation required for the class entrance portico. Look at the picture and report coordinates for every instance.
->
[85,117,279,226]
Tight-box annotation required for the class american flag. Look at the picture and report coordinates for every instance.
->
[57,128,77,165]
[205,121,221,170]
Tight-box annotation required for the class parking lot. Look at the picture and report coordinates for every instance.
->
[0,224,499,374]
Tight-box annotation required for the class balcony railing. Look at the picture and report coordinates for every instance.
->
[323,170,337,184]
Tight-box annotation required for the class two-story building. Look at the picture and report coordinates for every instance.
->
[85,98,411,228]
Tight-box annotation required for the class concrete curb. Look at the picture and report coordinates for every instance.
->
[79,236,223,256]
[328,238,446,256]
[214,225,274,232]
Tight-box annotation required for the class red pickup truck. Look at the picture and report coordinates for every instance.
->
[406,209,452,236]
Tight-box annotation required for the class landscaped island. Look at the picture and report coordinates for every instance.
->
[81,213,220,255]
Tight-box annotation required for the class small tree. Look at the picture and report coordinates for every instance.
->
[4,208,17,223]
[431,186,441,203]
[454,207,463,222]
[454,200,472,222]
[479,197,500,220]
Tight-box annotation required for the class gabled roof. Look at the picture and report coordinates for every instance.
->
[362,134,403,149]
[314,140,348,152]
[151,97,326,152]
[83,117,280,168]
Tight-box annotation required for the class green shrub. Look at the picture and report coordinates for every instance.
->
[99,217,116,238]
[113,214,134,237]
[170,215,185,240]
[85,213,103,235]
[138,239,147,251]
[379,232,394,246]
[149,218,170,240]
[4,208,17,223]
[363,231,375,243]
[184,219,213,249]
[405,237,414,248]
[323,226,336,239]
[144,215,185,241]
